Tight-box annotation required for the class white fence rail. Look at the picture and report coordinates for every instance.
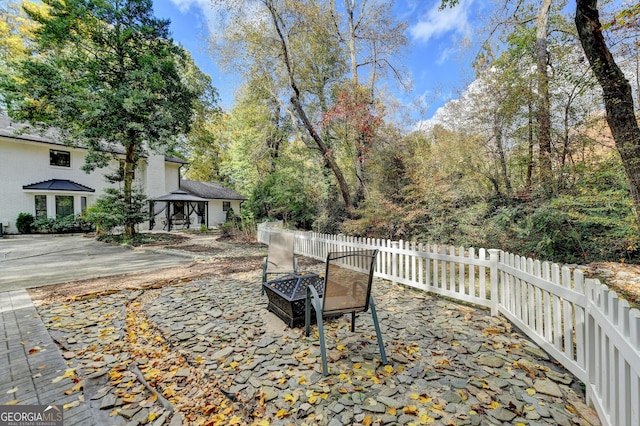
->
[258,222,640,426]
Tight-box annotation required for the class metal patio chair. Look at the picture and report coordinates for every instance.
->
[305,249,388,375]
[261,232,298,295]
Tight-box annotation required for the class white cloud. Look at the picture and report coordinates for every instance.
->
[167,0,209,14]
[436,46,455,65]
[166,0,266,40]
[408,0,474,43]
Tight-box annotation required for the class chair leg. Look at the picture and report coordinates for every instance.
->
[351,312,356,332]
[306,286,329,375]
[369,295,388,366]
[261,258,267,295]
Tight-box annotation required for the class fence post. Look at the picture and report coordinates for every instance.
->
[488,249,500,316]
[391,241,399,285]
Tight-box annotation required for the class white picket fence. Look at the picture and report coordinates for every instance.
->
[258,222,640,426]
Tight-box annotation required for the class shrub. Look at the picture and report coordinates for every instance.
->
[16,213,35,234]
[83,187,147,234]
[32,214,94,233]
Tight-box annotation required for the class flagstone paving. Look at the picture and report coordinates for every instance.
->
[20,268,601,425]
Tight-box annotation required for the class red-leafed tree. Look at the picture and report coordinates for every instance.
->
[322,86,383,202]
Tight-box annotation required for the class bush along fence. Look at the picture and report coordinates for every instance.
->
[257,222,640,426]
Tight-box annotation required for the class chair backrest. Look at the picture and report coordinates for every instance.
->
[265,232,296,273]
[322,249,378,315]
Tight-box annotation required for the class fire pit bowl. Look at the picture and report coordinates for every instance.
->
[263,273,325,327]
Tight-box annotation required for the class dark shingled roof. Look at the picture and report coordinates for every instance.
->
[152,189,208,202]
[0,115,66,146]
[23,179,95,192]
[180,180,246,201]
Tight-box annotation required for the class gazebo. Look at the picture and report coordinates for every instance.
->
[150,189,209,231]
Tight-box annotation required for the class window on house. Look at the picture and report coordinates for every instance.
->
[81,196,87,213]
[223,201,231,212]
[35,195,47,219]
[55,195,74,218]
[50,149,71,167]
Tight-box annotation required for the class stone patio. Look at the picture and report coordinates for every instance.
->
[27,265,601,426]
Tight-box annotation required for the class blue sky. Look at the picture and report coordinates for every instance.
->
[151,0,485,121]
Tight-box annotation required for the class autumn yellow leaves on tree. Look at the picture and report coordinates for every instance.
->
[0,0,49,80]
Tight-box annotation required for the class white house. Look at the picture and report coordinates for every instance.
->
[0,116,245,234]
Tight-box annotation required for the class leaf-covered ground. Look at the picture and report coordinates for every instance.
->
[25,232,615,425]
[34,273,602,425]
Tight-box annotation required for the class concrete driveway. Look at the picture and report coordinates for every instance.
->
[0,234,193,292]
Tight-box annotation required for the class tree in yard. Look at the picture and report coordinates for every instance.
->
[321,86,383,202]
[179,53,223,182]
[534,0,553,192]
[216,84,291,197]
[576,0,640,224]
[0,0,50,111]
[328,0,408,200]
[0,0,199,237]
[211,0,406,219]
[0,1,43,64]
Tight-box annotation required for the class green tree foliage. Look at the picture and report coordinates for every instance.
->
[191,0,640,264]
[180,54,222,182]
[0,0,46,67]
[84,187,147,235]
[245,168,317,229]
[0,0,200,237]
[210,0,406,221]
[213,83,290,195]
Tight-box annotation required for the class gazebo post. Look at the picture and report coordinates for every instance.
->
[166,201,172,231]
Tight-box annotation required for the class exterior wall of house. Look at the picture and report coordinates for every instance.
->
[143,154,167,198]
[1,137,106,233]
[165,163,181,194]
[207,199,243,227]
[0,136,180,234]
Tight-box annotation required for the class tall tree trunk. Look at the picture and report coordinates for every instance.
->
[494,118,512,194]
[536,0,553,193]
[343,0,367,203]
[559,101,571,191]
[344,0,358,86]
[290,95,353,212]
[266,1,353,213]
[124,137,136,238]
[576,0,640,223]
[526,79,534,192]
[267,101,282,172]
